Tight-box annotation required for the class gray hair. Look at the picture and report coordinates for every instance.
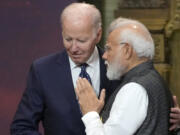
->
[60,2,102,31]
[108,17,154,60]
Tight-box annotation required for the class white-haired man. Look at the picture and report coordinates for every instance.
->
[75,17,175,135]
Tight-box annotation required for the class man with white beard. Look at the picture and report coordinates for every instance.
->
[75,17,175,135]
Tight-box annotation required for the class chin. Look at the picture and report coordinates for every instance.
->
[106,65,125,80]
[106,72,121,80]
[73,59,86,65]
[70,55,89,64]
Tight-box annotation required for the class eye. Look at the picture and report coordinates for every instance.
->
[104,45,111,52]
[65,38,72,42]
[77,39,86,43]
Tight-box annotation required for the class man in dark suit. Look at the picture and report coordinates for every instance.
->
[10,3,116,135]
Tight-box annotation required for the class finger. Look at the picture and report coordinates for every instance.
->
[173,96,179,108]
[78,78,85,91]
[75,79,80,92]
[170,112,180,119]
[169,124,177,131]
[171,108,180,114]
[99,89,106,105]
[75,87,80,100]
[78,78,84,89]
[83,78,94,93]
[170,118,179,124]
[83,78,91,88]
[77,78,83,90]
[76,78,85,95]
[75,79,82,98]
[75,89,79,99]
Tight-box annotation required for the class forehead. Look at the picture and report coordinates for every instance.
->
[106,29,121,46]
[63,15,92,27]
[62,8,95,28]
[62,20,95,38]
[63,16,95,33]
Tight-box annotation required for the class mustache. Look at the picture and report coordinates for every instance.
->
[105,61,109,66]
[104,61,109,66]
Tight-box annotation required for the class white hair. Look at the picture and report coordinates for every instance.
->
[108,17,131,34]
[108,17,155,60]
[60,2,102,31]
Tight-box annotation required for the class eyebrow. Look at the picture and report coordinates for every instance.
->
[104,44,111,50]
[120,42,127,45]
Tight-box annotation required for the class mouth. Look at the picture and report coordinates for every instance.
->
[105,61,109,68]
[71,54,82,58]
[69,53,84,61]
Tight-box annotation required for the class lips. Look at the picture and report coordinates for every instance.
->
[71,54,82,59]
[105,61,109,67]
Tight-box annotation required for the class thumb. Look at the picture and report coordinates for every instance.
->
[99,89,106,105]
[173,96,179,107]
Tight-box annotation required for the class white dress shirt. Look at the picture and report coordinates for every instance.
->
[69,46,100,96]
[82,82,149,135]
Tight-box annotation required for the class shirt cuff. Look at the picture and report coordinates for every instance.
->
[82,111,103,129]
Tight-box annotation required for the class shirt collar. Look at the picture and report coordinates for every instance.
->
[69,46,99,70]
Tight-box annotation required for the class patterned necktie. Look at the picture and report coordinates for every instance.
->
[79,63,92,84]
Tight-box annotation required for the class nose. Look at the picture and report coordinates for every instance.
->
[71,41,78,52]
[102,51,107,60]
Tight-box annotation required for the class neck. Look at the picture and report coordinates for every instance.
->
[126,57,149,73]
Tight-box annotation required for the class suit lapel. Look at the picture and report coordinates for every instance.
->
[55,50,82,116]
[97,47,108,95]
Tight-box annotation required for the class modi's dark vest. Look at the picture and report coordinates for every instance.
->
[100,61,174,135]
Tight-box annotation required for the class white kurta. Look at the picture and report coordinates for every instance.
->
[82,82,149,135]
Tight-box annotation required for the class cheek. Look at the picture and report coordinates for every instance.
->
[81,47,91,56]
[108,52,118,64]
[81,42,94,52]
[63,41,71,50]
[108,52,113,60]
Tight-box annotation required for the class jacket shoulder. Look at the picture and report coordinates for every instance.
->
[33,49,66,67]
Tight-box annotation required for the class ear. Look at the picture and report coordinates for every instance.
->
[123,43,133,60]
[95,28,102,44]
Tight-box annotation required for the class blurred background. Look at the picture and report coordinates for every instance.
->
[1,0,180,134]
[0,0,76,134]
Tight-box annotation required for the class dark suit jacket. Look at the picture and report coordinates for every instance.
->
[10,48,117,135]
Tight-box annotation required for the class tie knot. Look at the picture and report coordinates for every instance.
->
[80,63,88,70]
[80,63,88,67]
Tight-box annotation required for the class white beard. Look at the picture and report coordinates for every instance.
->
[105,58,126,80]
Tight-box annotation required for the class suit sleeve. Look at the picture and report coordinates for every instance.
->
[10,64,44,135]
